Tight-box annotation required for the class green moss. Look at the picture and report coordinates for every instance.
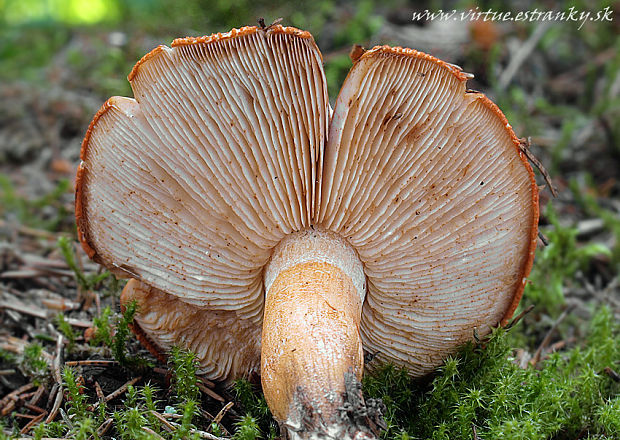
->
[233,414,262,440]
[20,342,49,386]
[58,236,112,293]
[54,313,77,352]
[0,349,16,363]
[595,396,620,438]
[63,366,89,420]
[114,385,150,439]
[111,298,150,367]
[363,307,619,440]
[90,306,114,347]
[233,378,276,439]
[169,347,199,403]
[171,399,201,440]
[523,202,611,313]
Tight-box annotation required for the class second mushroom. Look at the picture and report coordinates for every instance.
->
[76,25,538,440]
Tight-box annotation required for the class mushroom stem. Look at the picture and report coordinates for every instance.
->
[262,229,367,438]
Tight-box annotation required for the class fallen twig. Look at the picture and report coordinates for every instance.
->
[0,382,36,416]
[41,297,82,312]
[23,402,46,414]
[166,418,229,440]
[45,384,63,423]
[498,22,551,90]
[142,426,165,440]
[531,305,575,365]
[504,305,535,330]
[13,412,38,419]
[0,219,67,240]
[519,138,559,197]
[94,381,104,400]
[96,417,114,437]
[0,299,48,319]
[576,218,605,238]
[65,359,118,367]
[212,401,234,435]
[20,411,47,434]
[603,367,620,382]
[197,382,225,402]
[472,424,480,440]
[64,317,94,328]
[88,376,141,410]
[53,334,64,384]
[213,401,234,425]
[150,410,176,432]
[538,231,549,247]
[0,269,48,279]
[28,385,45,407]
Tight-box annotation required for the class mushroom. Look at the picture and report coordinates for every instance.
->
[76,25,538,439]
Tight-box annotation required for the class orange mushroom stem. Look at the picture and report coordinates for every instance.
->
[261,229,367,437]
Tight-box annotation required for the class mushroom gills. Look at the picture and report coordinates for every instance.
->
[76,24,539,440]
[261,229,369,438]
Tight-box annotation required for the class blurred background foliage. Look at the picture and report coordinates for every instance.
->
[0,0,397,99]
[1,0,618,119]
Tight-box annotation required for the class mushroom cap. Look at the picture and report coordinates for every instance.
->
[317,46,538,375]
[77,25,329,325]
[76,26,538,379]
[121,279,261,379]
